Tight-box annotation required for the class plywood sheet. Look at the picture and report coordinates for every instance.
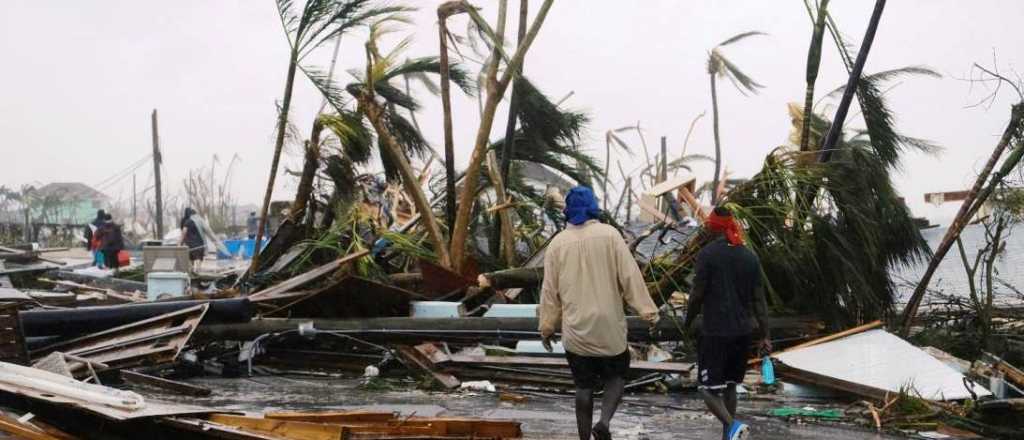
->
[775,329,990,401]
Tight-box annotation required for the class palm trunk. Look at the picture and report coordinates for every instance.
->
[438,2,462,237]
[817,0,886,163]
[486,151,517,267]
[493,0,529,249]
[800,0,830,152]
[290,118,324,223]
[252,53,298,270]
[450,0,553,272]
[710,73,722,206]
[500,0,529,182]
[604,137,611,210]
[900,103,1024,335]
[361,98,452,267]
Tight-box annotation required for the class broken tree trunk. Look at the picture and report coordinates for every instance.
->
[449,0,555,272]
[290,117,325,223]
[486,150,517,267]
[478,267,542,290]
[358,95,451,268]
[900,103,1024,336]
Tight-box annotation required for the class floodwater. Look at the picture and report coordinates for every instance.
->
[894,223,1024,304]
[146,375,903,440]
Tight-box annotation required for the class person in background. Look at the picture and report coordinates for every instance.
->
[83,209,105,267]
[683,206,771,440]
[246,212,258,240]
[179,208,205,272]
[538,186,660,440]
[97,213,124,272]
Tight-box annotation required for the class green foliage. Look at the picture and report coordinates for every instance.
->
[708,31,767,95]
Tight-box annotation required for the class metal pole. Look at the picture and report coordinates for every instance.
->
[151,109,164,238]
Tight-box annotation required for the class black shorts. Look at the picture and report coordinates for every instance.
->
[188,248,204,262]
[697,333,752,390]
[565,350,630,389]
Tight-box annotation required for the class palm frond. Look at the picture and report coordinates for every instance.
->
[718,30,768,47]
[299,64,350,114]
[382,56,475,94]
[320,110,373,164]
[826,66,940,97]
[713,51,764,94]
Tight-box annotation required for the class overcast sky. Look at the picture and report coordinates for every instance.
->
[2,1,1022,225]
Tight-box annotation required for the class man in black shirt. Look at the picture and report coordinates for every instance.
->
[684,206,770,440]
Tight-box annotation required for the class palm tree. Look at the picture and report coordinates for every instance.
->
[253,0,406,270]
[343,23,475,267]
[706,31,765,205]
[799,0,831,152]
[602,126,638,210]
[449,0,556,272]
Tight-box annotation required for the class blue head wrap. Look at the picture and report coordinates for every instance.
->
[563,186,601,226]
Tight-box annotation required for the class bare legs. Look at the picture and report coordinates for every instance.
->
[700,383,738,440]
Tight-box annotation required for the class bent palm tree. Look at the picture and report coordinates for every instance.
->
[706,31,765,205]
[253,0,407,270]
[343,25,474,266]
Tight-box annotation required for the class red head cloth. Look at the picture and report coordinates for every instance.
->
[705,210,744,246]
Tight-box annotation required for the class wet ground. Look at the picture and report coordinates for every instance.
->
[144,375,904,440]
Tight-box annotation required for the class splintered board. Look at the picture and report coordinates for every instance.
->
[209,413,522,440]
[29,304,208,377]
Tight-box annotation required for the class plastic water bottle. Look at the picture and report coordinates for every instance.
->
[761,356,776,385]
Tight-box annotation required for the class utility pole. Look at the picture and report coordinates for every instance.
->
[151,109,164,239]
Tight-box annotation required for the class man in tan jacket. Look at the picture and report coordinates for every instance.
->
[539,186,660,440]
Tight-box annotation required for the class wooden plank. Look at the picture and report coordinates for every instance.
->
[418,259,475,298]
[646,174,696,197]
[252,413,520,439]
[414,343,451,365]
[209,414,444,440]
[121,370,212,397]
[752,320,883,367]
[0,413,78,440]
[448,354,693,374]
[162,417,288,440]
[395,345,460,389]
[985,352,1024,389]
[31,304,208,376]
[774,360,888,401]
[249,250,369,301]
[266,411,397,424]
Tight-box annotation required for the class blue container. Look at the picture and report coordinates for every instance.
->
[217,239,267,260]
[761,356,776,385]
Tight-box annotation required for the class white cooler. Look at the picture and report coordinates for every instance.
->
[146,272,190,301]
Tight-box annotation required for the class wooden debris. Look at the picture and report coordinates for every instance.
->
[0,412,78,440]
[418,259,476,298]
[0,302,28,365]
[121,370,212,397]
[248,250,369,302]
[209,412,523,440]
[477,268,542,290]
[30,304,209,377]
[262,277,418,319]
[395,344,461,389]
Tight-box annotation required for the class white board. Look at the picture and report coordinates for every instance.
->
[775,329,990,401]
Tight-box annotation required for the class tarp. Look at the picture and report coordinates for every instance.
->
[775,329,990,401]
